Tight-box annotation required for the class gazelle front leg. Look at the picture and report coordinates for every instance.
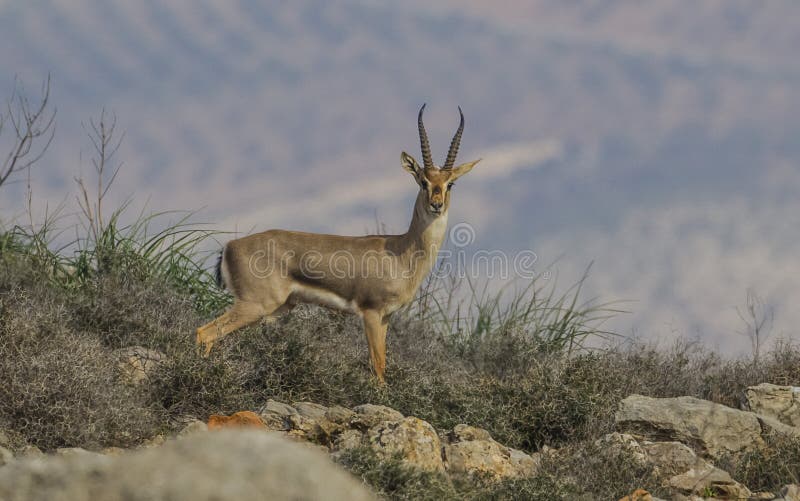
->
[362,309,389,383]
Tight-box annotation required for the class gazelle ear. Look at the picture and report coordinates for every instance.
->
[401,152,422,177]
[450,158,481,180]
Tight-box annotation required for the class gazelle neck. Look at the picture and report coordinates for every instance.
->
[405,190,448,259]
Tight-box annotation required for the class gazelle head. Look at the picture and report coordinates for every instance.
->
[401,104,481,216]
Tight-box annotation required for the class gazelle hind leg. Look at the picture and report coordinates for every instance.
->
[196,300,268,356]
[362,310,389,384]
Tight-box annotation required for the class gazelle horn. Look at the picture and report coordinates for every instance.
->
[443,106,464,170]
[418,103,434,170]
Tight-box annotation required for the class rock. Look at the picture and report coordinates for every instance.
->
[758,414,800,439]
[325,405,356,425]
[450,424,493,442]
[286,414,323,441]
[746,383,800,428]
[508,447,540,476]
[595,433,647,466]
[443,424,539,481]
[288,403,343,443]
[18,445,43,458]
[667,462,751,498]
[333,429,365,452]
[368,416,444,472]
[207,411,266,430]
[260,399,298,416]
[444,439,539,481]
[750,492,778,500]
[778,484,800,501]
[616,395,765,459]
[139,434,166,449]
[0,430,375,501]
[113,346,166,385]
[352,404,404,429]
[0,430,10,449]
[258,400,297,431]
[0,446,13,467]
[177,420,208,437]
[640,441,701,475]
[292,402,329,420]
[55,448,100,458]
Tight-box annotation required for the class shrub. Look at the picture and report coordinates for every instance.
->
[336,447,458,500]
[726,432,800,492]
[336,441,666,500]
[0,261,164,450]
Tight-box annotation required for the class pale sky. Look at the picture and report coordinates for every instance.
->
[1,0,799,354]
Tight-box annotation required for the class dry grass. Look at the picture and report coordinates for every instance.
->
[2,86,798,496]
[2,232,799,497]
[337,441,666,500]
[724,431,800,492]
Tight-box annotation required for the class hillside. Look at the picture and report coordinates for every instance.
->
[2,1,799,350]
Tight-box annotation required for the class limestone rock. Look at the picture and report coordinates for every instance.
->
[595,432,647,466]
[746,383,800,428]
[777,484,800,501]
[113,346,165,385]
[260,399,298,417]
[757,414,800,439]
[258,399,297,431]
[139,434,166,449]
[281,414,335,446]
[55,448,100,458]
[616,395,764,459]
[508,447,540,477]
[444,439,538,481]
[640,441,701,475]
[286,413,325,442]
[292,402,329,420]
[177,420,208,437]
[285,403,344,443]
[352,404,404,429]
[450,424,492,442]
[750,492,779,500]
[333,429,365,452]
[368,416,443,472]
[18,445,43,458]
[0,446,13,467]
[0,430,375,501]
[667,462,751,498]
[325,405,356,425]
[444,424,539,481]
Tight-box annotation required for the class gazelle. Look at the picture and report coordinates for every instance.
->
[196,105,480,382]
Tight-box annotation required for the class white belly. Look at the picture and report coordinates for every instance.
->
[288,283,360,315]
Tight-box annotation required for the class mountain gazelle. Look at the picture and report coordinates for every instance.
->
[196,105,480,383]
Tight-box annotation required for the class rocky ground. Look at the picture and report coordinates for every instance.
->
[1,375,799,500]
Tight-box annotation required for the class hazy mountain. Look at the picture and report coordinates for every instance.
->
[1,0,798,351]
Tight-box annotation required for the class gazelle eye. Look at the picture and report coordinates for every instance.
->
[421,180,428,190]
[447,182,454,190]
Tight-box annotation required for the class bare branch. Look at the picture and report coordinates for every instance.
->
[736,288,774,365]
[0,75,56,189]
[75,108,126,240]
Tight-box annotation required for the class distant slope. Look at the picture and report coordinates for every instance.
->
[1,0,799,350]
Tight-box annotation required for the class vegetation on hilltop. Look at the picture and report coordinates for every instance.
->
[2,83,799,499]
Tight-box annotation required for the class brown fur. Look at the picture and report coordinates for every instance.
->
[196,144,479,384]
